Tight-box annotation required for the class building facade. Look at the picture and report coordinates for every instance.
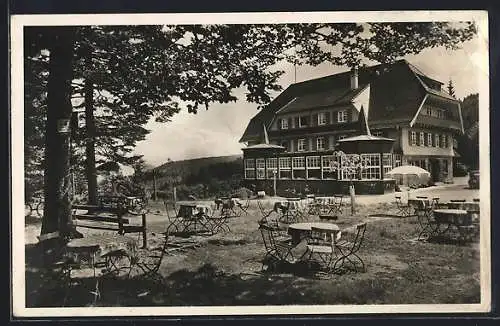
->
[239,60,463,195]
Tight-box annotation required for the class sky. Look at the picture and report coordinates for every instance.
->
[133,33,487,168]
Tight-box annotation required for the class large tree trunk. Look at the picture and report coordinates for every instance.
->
[40,27,76,237]
[84,58,98,204]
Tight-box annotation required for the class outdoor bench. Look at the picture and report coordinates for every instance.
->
[71,195,147,248]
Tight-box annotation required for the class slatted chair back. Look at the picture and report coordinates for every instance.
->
[258,222,277,251]
[395,195,411,216]
[257,200,274,221]
[132,231,170,283]
[164,201,179,220]
[348,223,367,254]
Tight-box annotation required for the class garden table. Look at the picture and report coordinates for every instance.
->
[63,234,138,304]
[176,203,212,234]
[445,201,480,212]
[432,208,476,242]
[65,234,137,273]
[287,222,339,246]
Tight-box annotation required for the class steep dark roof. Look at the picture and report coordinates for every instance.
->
[276,87,365,114]
[239,59,460,143]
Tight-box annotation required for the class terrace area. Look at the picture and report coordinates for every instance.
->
[24,177,481,307]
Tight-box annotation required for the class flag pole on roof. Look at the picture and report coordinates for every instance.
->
[359,105,371,136]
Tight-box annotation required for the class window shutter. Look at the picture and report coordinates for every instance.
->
[288,117,292,129]
[324,136,329,149]
[289,139,294,152]
[325,112,330,124]
[331,111,335,124]
[348,109,352,122]
[277,118,282,130]
[294,117,299,128]
[408,130,412,146]
[423,132,427,146]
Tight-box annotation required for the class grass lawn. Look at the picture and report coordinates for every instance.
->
[24,198,481,307]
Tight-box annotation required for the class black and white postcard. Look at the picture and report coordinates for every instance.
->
[11,10,491,317]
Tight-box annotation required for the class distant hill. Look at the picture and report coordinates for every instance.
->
[145,154,243,191]
[153,154,242,175]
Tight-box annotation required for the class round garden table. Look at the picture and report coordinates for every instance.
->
[432,208,476,241]
[287,222,339,246]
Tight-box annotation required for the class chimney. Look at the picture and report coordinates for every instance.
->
[350,66,359,90]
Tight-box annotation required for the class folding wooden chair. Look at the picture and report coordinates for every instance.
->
[164,201,183,234]
[332,223,367,274]
[206,205,231,234]
[257,200,275,223]
[130,231,171,285]
[327,195,344,215]
[415,200,439,240]
[301,226,342,273]
[258,222,295,271]
[395,195,412,217]
[235,198,250,215]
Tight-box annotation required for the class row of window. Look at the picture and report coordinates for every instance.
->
[279,135,348,152]
[244,153,397,181]
[409,131,450,148]
[423,106,447,119]
[279,110,348,130]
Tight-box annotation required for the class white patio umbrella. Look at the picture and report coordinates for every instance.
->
[386,165,431,187]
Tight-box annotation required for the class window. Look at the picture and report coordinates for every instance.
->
[426,107,432,116]
[337,110,348,123]
[266,158,277,179]
[318,112,327,125]
[340,154,359,180]
[244,159,255,179]
[382,153,393,176]
[297,139,306,152]
[316,137,325,151]
[338,134,347,140]
[393,154,402,167]
[360,154,381,180]
[306,156,321,179]
[280,118,288,129]
[256,158,265,179]
[419,132,425,146]
[299,116,309,128]
[372,130,383,137]
[279,157,291,179]
[435,134,440,148]
[441,134,446,148]
[322,155,338,179]
[292,156,305,179]
[427,133,433,147]
[410,131,417,146]
[437,110,445,119]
